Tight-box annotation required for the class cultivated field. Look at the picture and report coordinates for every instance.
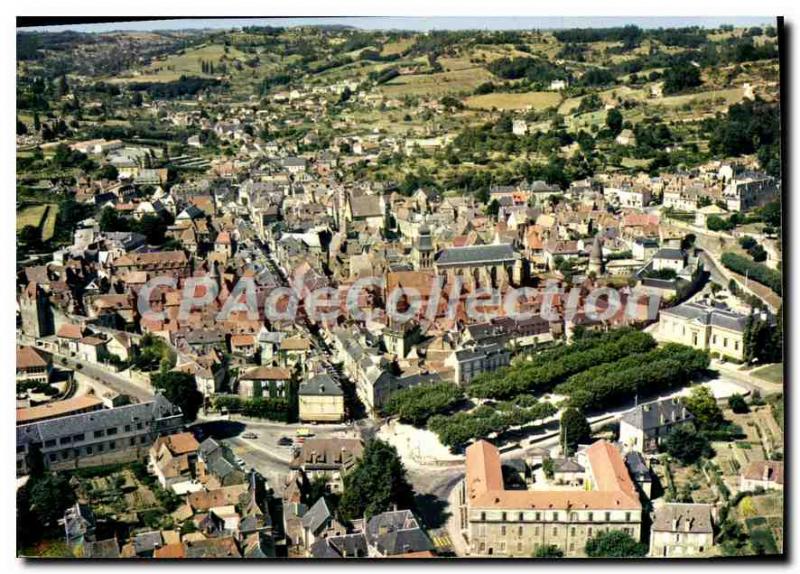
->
[111,43,248,83]
[380,67,496,98]
[465,91,562,111]
[16,204,48,232]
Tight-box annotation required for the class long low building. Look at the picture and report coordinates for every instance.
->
[17,394,104,426]
[16,393,183,475]
[458,440,642,557]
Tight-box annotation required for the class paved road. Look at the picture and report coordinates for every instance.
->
[23,337,155,403]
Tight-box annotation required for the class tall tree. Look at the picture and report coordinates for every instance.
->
[337,439,415,522]
[560,407,592,455]
[585,529,647,557]
[151,371,203,422]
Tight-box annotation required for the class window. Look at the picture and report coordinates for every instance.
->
[124,425,131,432]
[625,512,631,522]
[552,512,559,522]
[588,527,593,537]
[588,512,593,521]
[724,337,728,347]
[107,427,118,436]
[86,446,92,455]
[48,453,56,461]
[59,436,71,445]
[94,430,105,438]
[517,542,523,552]
[518,526,523,537]
[480,512,486,521]
[534,527,540,536]
[501,512,507,521]
[130,437,136,446]
[97,443,104,452]
[501,526,507,536]
[535,512,541,521]
[569,543,575,551]
[571,527,576,536]
[136,422,143,430]
[518,512,524,521]
[552,527,558,536]
[44,439,56,447]
[605,512,611,522]
[73,434,84,442]
[109,441,116,449]
[735,341,739,351]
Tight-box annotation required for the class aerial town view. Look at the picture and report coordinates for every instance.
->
[15,16,784,560]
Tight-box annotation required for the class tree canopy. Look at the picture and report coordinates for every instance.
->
[337,439,415,522]
[584,529,647,557]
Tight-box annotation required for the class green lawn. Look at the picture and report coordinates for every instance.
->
[752,363,783,385]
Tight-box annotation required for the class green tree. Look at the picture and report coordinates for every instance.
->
[584,529,647,557]
[662,423,711,464]
[26,473,77,527]
[534,544,564,558]
[728,394,749,414]
[96,163,119,181]
[99,206,129,232]
[683,386,723,430]
[606,108,623,136]
[151,371,203,421]
[560,407,591,455]
[338,439,415,521]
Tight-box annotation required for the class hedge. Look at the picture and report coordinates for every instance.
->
[720,252,782,295]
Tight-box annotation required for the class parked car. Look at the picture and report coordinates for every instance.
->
[277,436,293,446]
[242,432,258,439]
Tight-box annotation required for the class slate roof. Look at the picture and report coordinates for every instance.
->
[299,373,343,397]
[652,503,714,533]
[301,497,332,534]
[436,244,516,267]
[624,451,652,482]
[17,394,181,447]
[653,248,686,260]
[620,397,693,431]
[365,510,433,556]
[310,533,368,558]
[660,301,749,333]
[133,531,163,555]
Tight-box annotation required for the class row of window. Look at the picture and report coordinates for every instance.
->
[42,422,148,448]
[477,527,637,554]
[47,435,150,462]
[479,511,633,523]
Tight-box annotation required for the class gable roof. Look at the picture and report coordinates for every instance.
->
[465,439,640,511]
[17,346,49,369]
[299,373,343,397]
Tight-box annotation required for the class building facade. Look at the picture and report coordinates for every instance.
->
[458,440,642,557]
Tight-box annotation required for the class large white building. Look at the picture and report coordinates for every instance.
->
[658,301,749,361]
